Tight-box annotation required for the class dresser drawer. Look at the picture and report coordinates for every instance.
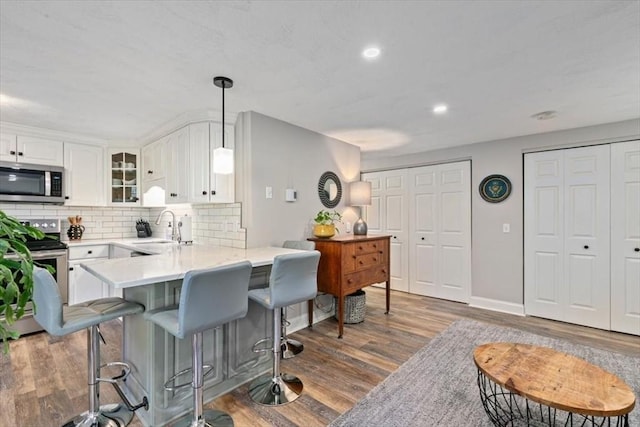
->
[354,253,383,271]
[343,266,388,294]
[354,240,384,255]
[68,244,110,260]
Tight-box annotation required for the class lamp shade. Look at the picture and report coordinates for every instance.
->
[350,181,371,206]
[213,146,233,174]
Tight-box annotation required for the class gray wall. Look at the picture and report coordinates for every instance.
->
[236,111,361,248]
[362,119,640,307]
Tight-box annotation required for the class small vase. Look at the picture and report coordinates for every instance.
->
[67,224,85,240]
[313,224,335,238]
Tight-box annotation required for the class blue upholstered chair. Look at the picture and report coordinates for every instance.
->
[32,266,147,427]
[248,251,320,406]
[144,261,252,427]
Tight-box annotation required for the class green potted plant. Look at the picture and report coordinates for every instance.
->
[0,211,53,352]
[313,209,343,238]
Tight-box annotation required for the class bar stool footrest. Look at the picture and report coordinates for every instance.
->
[163,364,214,392]
[252,337,272,354]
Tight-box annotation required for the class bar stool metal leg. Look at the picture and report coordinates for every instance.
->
[62,325,135,427]
[280,307,303,360]
[249,308,303,406]
[170,332,233,427]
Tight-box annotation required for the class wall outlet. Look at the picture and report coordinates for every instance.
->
[503,223,510,233]
[265,186,273,199]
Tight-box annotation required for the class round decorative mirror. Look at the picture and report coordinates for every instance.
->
[318,171,342,208]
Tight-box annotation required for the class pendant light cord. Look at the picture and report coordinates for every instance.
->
[221,83,225,148]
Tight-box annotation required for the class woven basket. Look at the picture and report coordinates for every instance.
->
[335,290,366,324]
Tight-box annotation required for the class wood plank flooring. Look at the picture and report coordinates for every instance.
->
[2,288,638,427]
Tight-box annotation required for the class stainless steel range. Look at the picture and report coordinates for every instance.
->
[5,218,68,335]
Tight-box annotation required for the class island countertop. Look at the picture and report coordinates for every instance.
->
[81,244,302,289]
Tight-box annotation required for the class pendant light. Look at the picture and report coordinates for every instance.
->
[212,76,234,174]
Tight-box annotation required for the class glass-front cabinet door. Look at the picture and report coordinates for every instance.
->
[109,149,140,205]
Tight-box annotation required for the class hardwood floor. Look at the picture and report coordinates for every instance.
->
[2,288,638,427]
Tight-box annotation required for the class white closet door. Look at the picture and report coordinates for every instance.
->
[611,140,640,335]
[409,161,471,303]
[563,145,610,329]
[363,170,409,292]
[525,151,565,320]
[525,145,610,329]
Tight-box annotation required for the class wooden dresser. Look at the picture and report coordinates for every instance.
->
[308,235,391,338]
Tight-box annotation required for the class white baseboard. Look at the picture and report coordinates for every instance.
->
[469,296,525,316]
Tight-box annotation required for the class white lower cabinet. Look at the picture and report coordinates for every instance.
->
[68,244,116,304]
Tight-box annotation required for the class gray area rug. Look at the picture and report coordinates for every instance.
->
[329,318,640,427]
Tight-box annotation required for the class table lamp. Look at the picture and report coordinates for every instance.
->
[350,181,372,235]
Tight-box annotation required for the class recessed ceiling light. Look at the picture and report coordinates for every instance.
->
[362,47,381,59]
[433,104,448,114]
[531,110,557,120]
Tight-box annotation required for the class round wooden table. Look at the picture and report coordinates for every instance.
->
[473,342,636,427]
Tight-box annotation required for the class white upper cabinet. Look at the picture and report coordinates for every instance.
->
[142,138,166,182]
[210,122,235,203]
[189,122,212,203]
[188,121,235,204]
[64,142,105,206]
[165,127,190,204]
[0,133,63,166]
[108,148,141,205]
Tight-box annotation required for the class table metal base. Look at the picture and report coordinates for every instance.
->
[476,369,630,427]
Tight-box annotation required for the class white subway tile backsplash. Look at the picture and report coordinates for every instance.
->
[1,202,246,249]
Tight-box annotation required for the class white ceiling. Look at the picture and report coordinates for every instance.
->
[1,1,639,159]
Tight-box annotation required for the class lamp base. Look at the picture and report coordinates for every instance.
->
[353,218,368,235]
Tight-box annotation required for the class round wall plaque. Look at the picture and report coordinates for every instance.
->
[479,174,512,203]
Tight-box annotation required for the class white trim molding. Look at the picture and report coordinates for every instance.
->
[469,296,525,316]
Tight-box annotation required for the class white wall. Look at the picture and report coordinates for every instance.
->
[236,111,361,248]
[362,119,640,310]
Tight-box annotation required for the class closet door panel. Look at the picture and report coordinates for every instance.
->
[384,170,409,292]
[563,145,610,329]
[410,168,437,296]
[525,152,564,320]
[611,140,640,335]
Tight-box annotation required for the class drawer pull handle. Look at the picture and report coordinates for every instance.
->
[202,191,207,195]
[583,245,589,249]
[10,150,16,155]
[347,279,353,284]
[87,250,93,254]
[359,261,363,265]
[373,257,377,262]
[148,170,153,174]
[69,267,74,271]
[372,244,376,248]
[421,237,425,240]
[635,248,640,252]
[352,255,356,259]
[358,246,363,250]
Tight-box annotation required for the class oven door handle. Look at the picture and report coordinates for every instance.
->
[30,249,68,259]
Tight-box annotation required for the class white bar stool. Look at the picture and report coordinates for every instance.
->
[248,251,320,406]
[144,261,252,427]
[32,267,147,427]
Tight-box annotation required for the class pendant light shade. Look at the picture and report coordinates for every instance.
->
[213,76,234,175]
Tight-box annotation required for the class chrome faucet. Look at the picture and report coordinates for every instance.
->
[155,209,181,242]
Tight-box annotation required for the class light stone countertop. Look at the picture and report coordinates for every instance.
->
[80,244,301,289]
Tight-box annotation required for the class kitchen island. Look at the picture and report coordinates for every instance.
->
[82,244,303,427]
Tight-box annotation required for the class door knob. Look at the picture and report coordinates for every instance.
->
[211,190,216,195]
[635,248,640,252]
[202,191,207,195]
[583,245,589,249]
[421,237,425,240]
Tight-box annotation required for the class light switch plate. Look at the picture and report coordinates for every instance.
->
[265,186,273,199]
[503,223,510,233]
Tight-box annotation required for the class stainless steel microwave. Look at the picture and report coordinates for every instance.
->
[0,161,65,204]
